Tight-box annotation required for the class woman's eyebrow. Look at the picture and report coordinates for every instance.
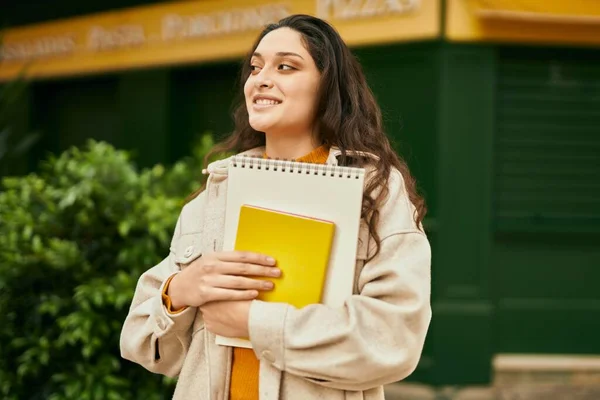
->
[252,52,304,60]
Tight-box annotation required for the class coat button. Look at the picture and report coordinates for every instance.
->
[261,350,275,363]
[184,246,194,258]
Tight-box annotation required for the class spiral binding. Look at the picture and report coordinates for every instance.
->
[230,155,364,179]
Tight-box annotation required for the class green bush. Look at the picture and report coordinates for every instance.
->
[0,134,229,400]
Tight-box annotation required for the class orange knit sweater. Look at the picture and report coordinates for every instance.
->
[162,145,331,400]
[229,145,330,400]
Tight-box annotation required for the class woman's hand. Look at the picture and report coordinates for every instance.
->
[200,300,252,338]
[167,251,280,309]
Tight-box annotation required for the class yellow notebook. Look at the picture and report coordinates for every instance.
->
[235,204,336,309]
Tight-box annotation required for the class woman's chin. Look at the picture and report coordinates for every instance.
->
[248,119,275,134]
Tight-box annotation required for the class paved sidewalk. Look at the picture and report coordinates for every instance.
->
[383,354,600,399]
[383,384,493,400]
[383,383,600,400]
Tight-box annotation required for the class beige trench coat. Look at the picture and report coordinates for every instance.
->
[120,146,432,400]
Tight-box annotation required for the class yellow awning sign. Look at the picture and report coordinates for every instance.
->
[0,0,441,81]
[447,0,600,45]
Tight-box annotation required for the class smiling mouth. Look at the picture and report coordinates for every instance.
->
[254,99,282,105]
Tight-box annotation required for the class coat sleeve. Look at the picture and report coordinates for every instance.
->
[119,212,199,378]
[247,171,432,391]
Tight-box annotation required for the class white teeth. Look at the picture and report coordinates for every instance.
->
[255,99,280,105]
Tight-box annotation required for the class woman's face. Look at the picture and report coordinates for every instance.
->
[244,27,321,137]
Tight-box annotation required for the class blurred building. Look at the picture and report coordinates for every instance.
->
[1,0,599,386]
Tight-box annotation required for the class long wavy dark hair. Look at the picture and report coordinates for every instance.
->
[192,14,426,260]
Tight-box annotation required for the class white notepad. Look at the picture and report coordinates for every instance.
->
[216,155,365,348]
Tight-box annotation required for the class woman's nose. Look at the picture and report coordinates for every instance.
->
[254,71,274,89]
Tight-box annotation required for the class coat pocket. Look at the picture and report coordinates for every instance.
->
[174,233,203,267]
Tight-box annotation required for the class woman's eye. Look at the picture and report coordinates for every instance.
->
[278,64,294,71]
[250,65,261,74]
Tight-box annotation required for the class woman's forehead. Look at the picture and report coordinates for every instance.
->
[255,28,309,57]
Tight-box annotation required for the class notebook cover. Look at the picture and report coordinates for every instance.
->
[235,204,335,308]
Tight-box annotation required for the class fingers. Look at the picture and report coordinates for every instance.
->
[203,287,261,302]
[217,251,276,267]
[211,251,280,277]
[221,262,281,277]
[195,274,275,304]
[185,251,280,306]
[212,275,274,291]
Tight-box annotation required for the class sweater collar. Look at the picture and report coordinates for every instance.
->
[262,144,330,164]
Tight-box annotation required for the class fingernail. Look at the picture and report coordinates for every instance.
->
[266,257,276,264]
[263,281,274,289]
[271,268,281,277]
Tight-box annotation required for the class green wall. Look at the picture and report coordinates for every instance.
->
[430,43,600,384]
[169,62,240,163]
[355,43,440,221]
[28,70,171,169]
[432,44,496,384]
[491,46,600,355]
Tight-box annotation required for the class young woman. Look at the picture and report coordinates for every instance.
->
[121,14,431,400]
